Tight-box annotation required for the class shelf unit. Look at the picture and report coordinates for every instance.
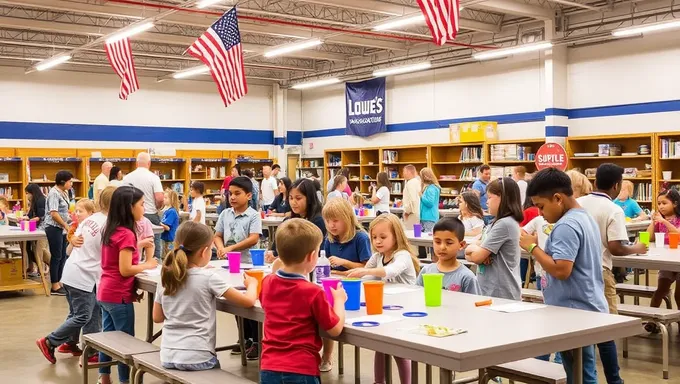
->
[359,148,380,195]
[0,154,25,205]
[380,145,429,196]
[655,131,680,196]
[235,157,274,182]
[190,157,230,198]
[485,138,543,178]
[430,142,484,198]
[26,156,87,198]
[566,133,654,206]
[298,157,324,183]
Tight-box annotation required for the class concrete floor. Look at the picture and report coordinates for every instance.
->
[2,287,680,384]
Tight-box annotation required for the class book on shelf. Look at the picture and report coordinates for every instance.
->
[490,166,515,178]
[460,147,483,162]
[490,144,534,161]
[383,150,398,164]
[660,138,680,159]
[458,166,478,181]
[0,187,12,198]
[634,183,652,202]
[327,154,341,167]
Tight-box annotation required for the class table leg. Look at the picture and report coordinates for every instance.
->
[440,368,453,384]
[354,346,361,384]
[633,270,640,305]
[338,341,344,375]
[411,361,419,384]
[571,347,583,384]
[237,316,247,367]
[82,344,90,384]
[425,364,432,384]
[384,354,393,384]
[145,292,154,342]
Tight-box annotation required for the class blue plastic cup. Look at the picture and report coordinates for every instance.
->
[250,249,265,266]
[343,278,362,310]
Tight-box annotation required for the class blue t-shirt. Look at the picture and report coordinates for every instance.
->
[543,208,608,313]
[323,230,372,271]
[160,207,180,242]
[614,197,642,219]
[472,179,488,210]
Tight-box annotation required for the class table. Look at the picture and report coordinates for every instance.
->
[390,207,460,218]
[136,262,642,384]
[613,244,680,273]
[626,220,651,236]
[151,225,164,235]
[0,225,49,296]
[179,211,219,223]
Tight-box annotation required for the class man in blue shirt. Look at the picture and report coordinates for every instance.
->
[520,168,609,384]
[471,164,491,210]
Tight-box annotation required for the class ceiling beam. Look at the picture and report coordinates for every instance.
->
[472,0,555,20]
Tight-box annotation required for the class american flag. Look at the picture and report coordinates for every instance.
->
[104,38,140,100]
[187,7,247,107]
[416,0,460,46]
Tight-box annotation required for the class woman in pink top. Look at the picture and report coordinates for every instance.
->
[98,186,157,384]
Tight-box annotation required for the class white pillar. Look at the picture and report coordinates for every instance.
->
[272,83,288,170]
[542,19,568,147]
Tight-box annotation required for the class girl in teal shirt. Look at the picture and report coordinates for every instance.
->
[615,180,648,219]
[419,167,441,232]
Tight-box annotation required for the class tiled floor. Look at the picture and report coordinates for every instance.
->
[1,289,680,384]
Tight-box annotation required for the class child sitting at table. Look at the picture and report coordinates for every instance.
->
[347,214,419,384]
[260,218,346,384]
[615,180,648,220]
[417,217,479,294]
[153,221,257,371]
[520,168,608,383]
[161,189,180,256]
[327,175,349,201]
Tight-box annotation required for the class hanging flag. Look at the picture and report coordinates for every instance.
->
[104,38,140,100]
[416,0,460,46]
[187,7,248,107]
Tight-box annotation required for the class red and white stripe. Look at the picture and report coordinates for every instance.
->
[416,0,460,46]
[104,38,140,100]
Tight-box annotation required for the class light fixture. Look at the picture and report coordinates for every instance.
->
[173,66,210,79]
[373,14,425,31]
[612,19,680,37]
[291,78,341,90]
[36,55,72,71]
[106,22,155,44]
[473,42,553,61]
[373,62,432,77]
[196,0,223,8]
[264,39,322,58]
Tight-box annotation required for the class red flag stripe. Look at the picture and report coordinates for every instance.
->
[104,38,140,100]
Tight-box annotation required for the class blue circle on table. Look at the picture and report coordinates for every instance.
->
[352,321,380,327]
[383,305,404,310]
[403,312,428,317]
[360,302,366,306]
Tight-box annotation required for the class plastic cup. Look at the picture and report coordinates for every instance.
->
[227,252,241,273]
[656,233,666,248]
[639,232,650,246]
[413,223,422,238]
[663,171,673,180]
[321,277,342,307]
[343,279,362,310]
[669,233,679,249]
[250,249,265,266]
[244,269,264,296]
[423,273,444,307]
[363,281,385,315]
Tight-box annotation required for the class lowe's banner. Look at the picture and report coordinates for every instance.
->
[345,77,386,137]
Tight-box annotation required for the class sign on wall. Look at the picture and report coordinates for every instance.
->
[345,77,386,137]
[535,142,568,171]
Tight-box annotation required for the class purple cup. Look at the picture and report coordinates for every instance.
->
[321,277,342,306]
[227,252,241,273]
[413,223,422,238]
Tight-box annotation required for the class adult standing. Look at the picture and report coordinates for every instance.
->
[419,168,441,232]
[108,166,123,187]
[472,164,491,210]
[271,164,284,178]
[260,165,278,211]
[123,152,163,259]
[44,171,74,296]
[513,166,528,205]
[401,164,421,229]
[25,183,49,277]
[93,162,112,204]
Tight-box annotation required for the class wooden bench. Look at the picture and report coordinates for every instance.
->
[132,351,252,384]
[81,331,159,384]
[480,358,567,384]
[521,288,544,303]
[618,304,680,379]
[616,283,671,308]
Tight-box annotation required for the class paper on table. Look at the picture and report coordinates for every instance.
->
[485,302,546,313]
[141,266,162,276]
[384,287,418,295]
[346,314,404,325]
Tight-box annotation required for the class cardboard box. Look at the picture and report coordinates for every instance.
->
[450,122,498,143]
[0,258,23,285]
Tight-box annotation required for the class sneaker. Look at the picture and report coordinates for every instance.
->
[80,354,99,368]
[57,343,83,356]
[319,360,332,372]
[36,337,56,364]
[50,287,67,296]
[231,339,253,355]
[245,342,260,360]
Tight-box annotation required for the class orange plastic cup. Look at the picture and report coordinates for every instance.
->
[363,281,385,315]
[669,233,680,249]
[245,269,265,297]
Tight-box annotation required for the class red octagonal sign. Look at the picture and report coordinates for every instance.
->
[535,142,568,171]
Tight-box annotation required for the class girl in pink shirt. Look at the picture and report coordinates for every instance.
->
[98,186,157,384]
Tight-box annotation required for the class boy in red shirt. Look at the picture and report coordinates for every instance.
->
[260,218,346,384]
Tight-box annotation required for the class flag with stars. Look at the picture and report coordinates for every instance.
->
[187,7,248,107]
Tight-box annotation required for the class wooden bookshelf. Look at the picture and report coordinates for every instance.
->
[26,156,87,198]
[235,157,274,182]
[0,155,25,206]
[341,149,361,192]
[359,148,380,195]
[430,142,484,199]
[380,145,429,196]
[324,150,342,191]
[655,132,680,196]
[298,157,324,183]
[485,138,544,177]
[190,158,230,198]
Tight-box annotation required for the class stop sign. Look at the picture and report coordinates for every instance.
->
[535,143,568,171]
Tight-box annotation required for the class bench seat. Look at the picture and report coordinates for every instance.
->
[132,352,252,384]
[481,358,566,384]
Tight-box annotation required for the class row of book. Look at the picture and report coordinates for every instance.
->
[459,147,483,162]
[634,183,652,202]
[659,138,680,159]
[490,144,535,161]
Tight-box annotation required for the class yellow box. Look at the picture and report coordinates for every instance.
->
[0,258,22,285]
[450,122,498,143]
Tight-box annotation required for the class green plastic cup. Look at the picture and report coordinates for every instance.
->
[423,273,444,307]
[639,231,650,246]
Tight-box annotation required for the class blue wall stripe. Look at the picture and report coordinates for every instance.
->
[273,137,285,146]
[545,108,569,117]
[286,131,302,146]
[569,99,680,119]
[545,126,568,137]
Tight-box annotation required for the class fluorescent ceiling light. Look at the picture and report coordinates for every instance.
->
[612,20,680,37]
[291,78,341,90]
[373,15,425,31]
[473,42,552,61]
[373,62,431,77]
[264,39,322,58]
[196,0,223,8]
[106,22,155,44]
[36,55,72,71]
[173,66,210,79]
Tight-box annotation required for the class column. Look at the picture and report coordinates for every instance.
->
[543,19,568,147]
[272,83,287,167]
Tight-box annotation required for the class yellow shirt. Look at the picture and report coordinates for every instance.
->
[402,177,421,229]
[93,173,109,203]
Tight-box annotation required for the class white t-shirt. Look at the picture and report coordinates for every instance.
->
[374,186,390,213]
[462,216,485,233]
[123,167,163,214]
[577,193,629,270]
[365,250,417,285]
[109,179,122,187]
[155,268,230,364]
[261,176,278,205]
[93,173,109,201]
[191,196,206,225]
[517,180,528,205]
[522,215,552,276]
[61,212,107,292]
[327,190,348,201]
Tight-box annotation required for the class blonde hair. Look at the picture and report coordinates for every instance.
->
[515,166,527,178]
[76,199,96,215]
[351,192,364,208]
[276,218,323,265]
[420,167,440,194]
[98,186,116,213]
[566,170,592,196]
[621,180,634,198]
[0,197,8,209]
[322,198,365,244]
[165,189,180,213]
[368,214,420,274]
[161,221,214,296]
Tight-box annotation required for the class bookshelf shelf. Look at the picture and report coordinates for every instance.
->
[570,155,651,160]
[298,157,324,184]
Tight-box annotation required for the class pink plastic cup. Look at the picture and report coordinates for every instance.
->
[227,252,241,273]
[321,277,342,306]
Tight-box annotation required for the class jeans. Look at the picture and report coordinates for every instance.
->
[144,213,162,260]
[260,370,320,384]
[47,285,101,347]
[99,302,135,382]
[598,340,624,384]
[162,355,220,371]
[561,345,598,384]
[242,318,260,342]
[45,225,67,284]
[536,351,562,364]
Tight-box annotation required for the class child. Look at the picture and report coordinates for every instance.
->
[347,214,419,384]
[153,221,258,371]
[36,187,115,365]
[327,175,349,201]
[269,177,292,218]
[161,189,180,256]
[97,186,158,384]
[136,216,156,262]
[0,196,10,225]
[566,169,592,198]
[465,177,523,301]
[371,172,391,215]
[260,218,346,384]
[67,199,96,244]
[457,191,485,237]
[351,192,364,210]
[190,181,206,224]
[419,168,441,232]
[520,168,608,383]
[417,217,480,294]
[615,180,648,220]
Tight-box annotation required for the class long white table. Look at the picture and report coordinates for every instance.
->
[136,261,641,384]
[390,207,460,218]
[0,225,49,296]
[613,244,680,273]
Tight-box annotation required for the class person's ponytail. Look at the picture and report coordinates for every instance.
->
[161,246,189,296]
